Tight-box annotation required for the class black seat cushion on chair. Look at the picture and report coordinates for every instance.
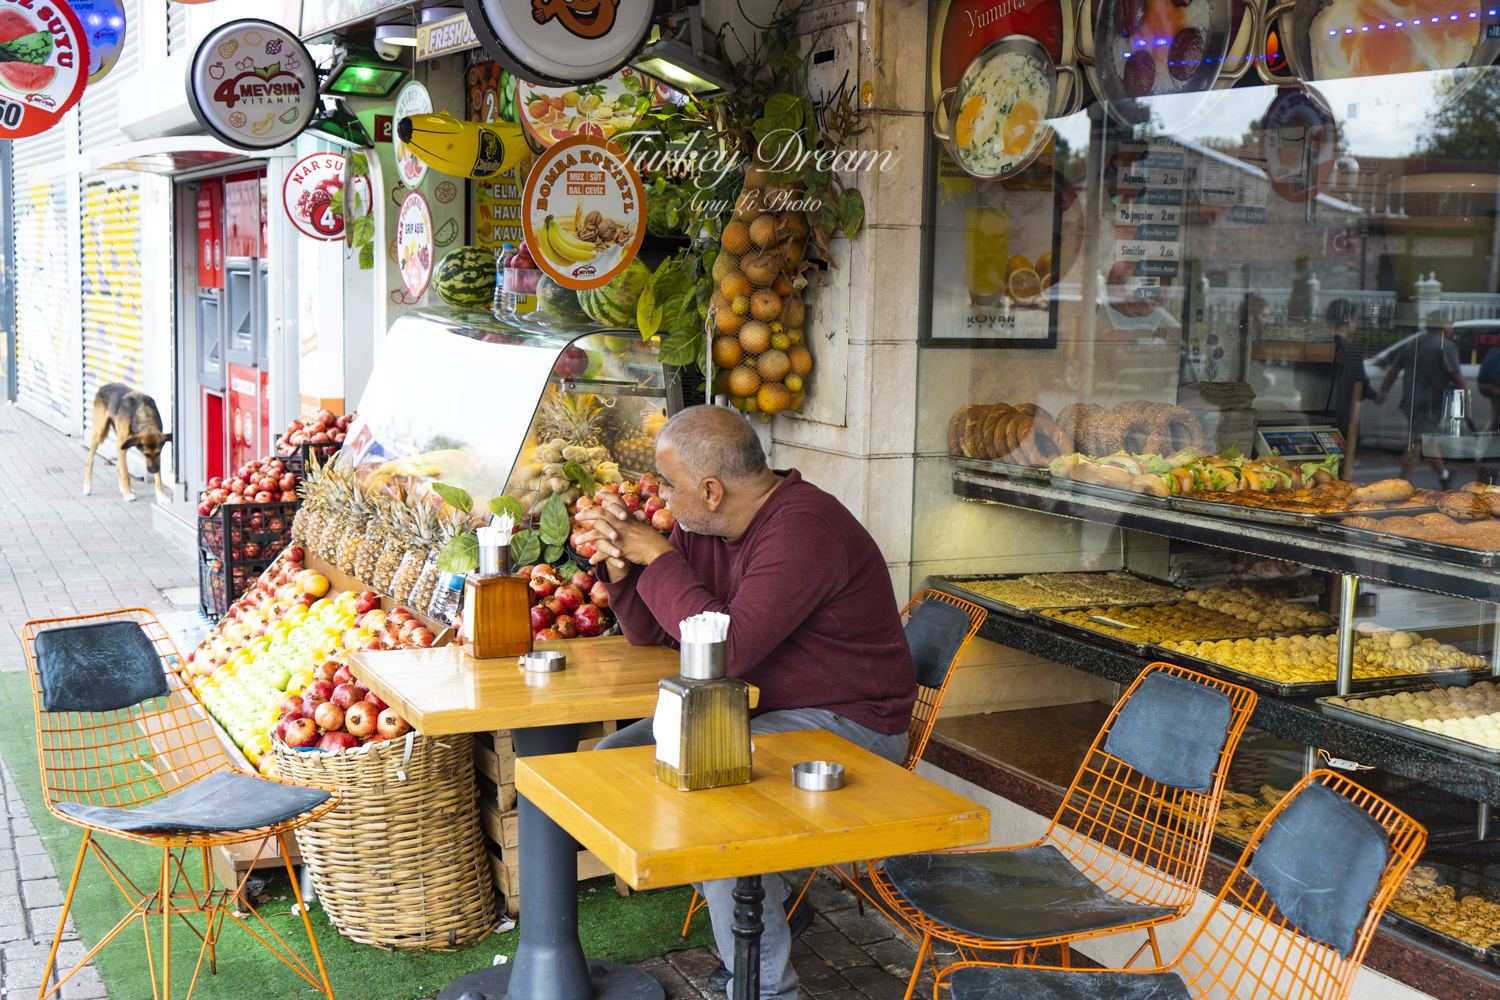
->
[883,845,1176,943]
[1103,671,1232,793]
[33,621,169,714]
[950,965,1192,1000]
[1247,782,1390,957]
[56,772,330,834]
[905,599,971,689]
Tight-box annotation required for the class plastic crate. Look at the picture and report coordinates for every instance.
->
[198,500,298,619]
[278,439,342,477]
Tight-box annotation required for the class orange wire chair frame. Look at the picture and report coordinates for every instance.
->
[22,609,344,1000]
[933,769,1428,1000]
[680,589,987,938]
[871,662,1258,998]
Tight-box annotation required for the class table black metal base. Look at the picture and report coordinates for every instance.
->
[731,875,764,1000]
[435,723,663,1000]
[436,959,661,1000]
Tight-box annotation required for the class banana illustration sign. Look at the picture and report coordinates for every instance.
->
[186,18,318,151]
[463,0,652,86]
[521,133,644,290]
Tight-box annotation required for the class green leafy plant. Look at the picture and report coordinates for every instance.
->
[341,153,375,270]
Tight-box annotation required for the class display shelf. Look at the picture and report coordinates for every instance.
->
[945,606,1500,808]
[952,468,1500,603]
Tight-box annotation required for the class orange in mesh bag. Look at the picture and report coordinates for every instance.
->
[708,175,814,417]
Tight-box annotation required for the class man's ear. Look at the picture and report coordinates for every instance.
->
[700,477,724,511]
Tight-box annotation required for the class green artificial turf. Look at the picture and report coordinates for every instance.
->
[0,671,714,1000]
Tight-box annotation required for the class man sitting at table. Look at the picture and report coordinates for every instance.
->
[579,404,917,1000]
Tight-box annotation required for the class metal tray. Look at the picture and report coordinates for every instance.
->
[1383,910,1500,969]
[1316,689,1500,765]
[953,457,1051,482]
[1314,520,1500,568]
[1317,505,1441,520]
[1051,476,1171,509]
[1032,608,1160,656]
[1147,641,1341,697]
[929,572,1183,621]
[1169,496,1329,528]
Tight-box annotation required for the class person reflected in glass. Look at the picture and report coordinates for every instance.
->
[1238,292,1271,382]
[1376,310,1465,486]
[1478,346,1500,432]
[1322,298,1372,446]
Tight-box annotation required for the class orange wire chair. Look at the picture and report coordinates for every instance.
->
[871,662,1258,1000]
[22,609,343,1000]
[681,589,986,938]
[934,769,1428,1000]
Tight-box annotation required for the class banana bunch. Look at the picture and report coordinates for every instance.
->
[536,215,597,266]
[396,111,527,179]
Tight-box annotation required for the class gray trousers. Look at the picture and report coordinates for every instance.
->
[596,708,908,1000]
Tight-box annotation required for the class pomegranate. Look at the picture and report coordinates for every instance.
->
[314,662,339,683]
[530,576,557,599]
[410,628,435,647]
[364,691,389,714]
[574,605,604,637]
[376,710,412,741]
[313,702,345,732]
[530,605,556,631]
[652,509,677,532]
[283,718,320,748]
[332,665,355,687]
[302,693,328,718]
[535,627,564,642]
[542,596,567,618]
[620,493,641,513]
[279,695,303,717]
[554,615,578,639]
[555,585,585,612]
[345,702,380,739]
[353,591,380,614]
[318,732,359,752]
[276,711,304,741]
[331,683,363,709]
[571,570,596,591]
[284,545,304,562]
[307,679,335,702]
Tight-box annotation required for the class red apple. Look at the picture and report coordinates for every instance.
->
[377,709,412,741]
[652,509,677,532]
[555,585,585,612]
[313,701,345,732]
[332,665,355,687]
[318,731,359,752]
[353,591,380,614]
[574,605,604,637]
[331,683,363,709]
[530,605,556,631]
[279,695,303,717]
[571,570,596,591]
[364,691,389,714]
[554,615,578,639]
[283,718,320,748]
[345,702,380,739]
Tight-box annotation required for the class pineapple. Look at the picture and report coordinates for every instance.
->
[611,407,664,473]
[535,389,609,451]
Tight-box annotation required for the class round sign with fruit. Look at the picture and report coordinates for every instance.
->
[522,134,645,290]
[515,68,661,153]
[392,80,433,188]
[465,0,654,86]
[283,152,346,242]
[0,0,89,139]
[186,18,318,151]
[73,0,126,85]
[398,191,435,299]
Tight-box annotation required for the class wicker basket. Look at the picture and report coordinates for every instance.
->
[273,732,498,950]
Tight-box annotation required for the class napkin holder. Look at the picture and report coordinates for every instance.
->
[654,640,751,791]
[461,544,532,659]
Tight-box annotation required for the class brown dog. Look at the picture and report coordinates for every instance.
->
[83,383,172,503]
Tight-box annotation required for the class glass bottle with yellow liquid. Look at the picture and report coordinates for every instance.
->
[965,200,1009,307]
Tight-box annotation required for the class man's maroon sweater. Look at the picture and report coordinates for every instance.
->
[604,470,917,736]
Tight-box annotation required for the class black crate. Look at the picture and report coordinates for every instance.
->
[276,439,342,477]
[198,499,298,619]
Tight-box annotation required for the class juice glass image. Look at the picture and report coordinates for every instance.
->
[965,205,1010,306]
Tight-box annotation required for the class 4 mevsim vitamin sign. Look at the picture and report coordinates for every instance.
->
[186,17,318,151]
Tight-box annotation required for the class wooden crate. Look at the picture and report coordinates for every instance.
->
[476,722,620,916]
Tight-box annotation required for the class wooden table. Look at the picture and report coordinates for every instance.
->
[516,730,989,1000]
[350,638,758,1000]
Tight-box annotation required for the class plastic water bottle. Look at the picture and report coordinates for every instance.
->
[493,244,516,315]
[428,571,465,624]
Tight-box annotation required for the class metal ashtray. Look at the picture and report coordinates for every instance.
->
[523,651,567,673]
[792,761,846,791]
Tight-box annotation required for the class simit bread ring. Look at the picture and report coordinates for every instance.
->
[1031,416,1072,460]
[963,404,1000,458]
[1086,412,1127,455]
[1017,429,1044,466]
[1167,406,1206,450]
[990,412,1020,460]
[977,405,1013,459]
[1006,416,1032,462]
[1058,403,1103,452]
[949,405,985,455]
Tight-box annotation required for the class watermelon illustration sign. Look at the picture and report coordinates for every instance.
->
[185,18,318,151]
[0,0,89,139]
[522,134,644,290]
[282,152,345,242]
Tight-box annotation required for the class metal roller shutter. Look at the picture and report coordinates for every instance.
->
[11,125,74,431]
[81,179,142,399]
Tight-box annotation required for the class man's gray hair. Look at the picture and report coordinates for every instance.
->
[656,405,768,484]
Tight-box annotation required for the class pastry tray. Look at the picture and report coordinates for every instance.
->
[1170,496,1331,528]
[1383,910,1500,969]
[928,572,1183,621]
[1030,601,1258,657]
[1148,642,1490,699]
[1050,477,1171,509]
[1316,689,1500,765]
[953,456,1051,481]
[1315,519,1500,568]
